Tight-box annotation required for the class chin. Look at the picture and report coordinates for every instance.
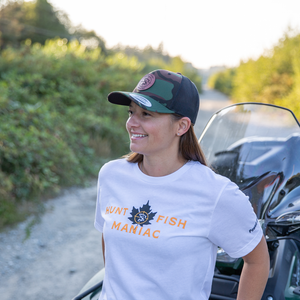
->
[130,146,145,155]
[130,145,141,153]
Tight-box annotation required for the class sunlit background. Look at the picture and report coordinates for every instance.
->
[1,1,300,299]
[49,0,300,69]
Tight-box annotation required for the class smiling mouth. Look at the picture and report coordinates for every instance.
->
[131,134,148,138]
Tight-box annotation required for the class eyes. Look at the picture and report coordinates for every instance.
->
[128,109,152,117]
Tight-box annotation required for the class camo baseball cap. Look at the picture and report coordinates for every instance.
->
[108,69,200,124]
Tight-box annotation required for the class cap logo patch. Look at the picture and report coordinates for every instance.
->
[136,74,155,90]
[129,93,152,107]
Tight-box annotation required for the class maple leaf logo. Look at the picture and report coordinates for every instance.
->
[128,200,157,227]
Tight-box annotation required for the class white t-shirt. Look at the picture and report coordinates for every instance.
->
[94,159,262,300]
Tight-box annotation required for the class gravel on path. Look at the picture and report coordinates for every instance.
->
[0,184,104,300]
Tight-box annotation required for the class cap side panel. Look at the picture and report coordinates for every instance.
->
[172,76,199,124]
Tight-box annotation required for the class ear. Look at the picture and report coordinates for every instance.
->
[177,117,191,136]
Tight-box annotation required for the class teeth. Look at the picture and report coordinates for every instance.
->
[132,134,147,137]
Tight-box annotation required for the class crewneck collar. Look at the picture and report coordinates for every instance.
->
[134,160,196,184]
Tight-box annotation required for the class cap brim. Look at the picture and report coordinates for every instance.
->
[108,91,175,114]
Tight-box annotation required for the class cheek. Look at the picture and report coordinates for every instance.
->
[152,125,172,141]
[126,118,131,133]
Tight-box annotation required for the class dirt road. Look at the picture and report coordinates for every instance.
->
[194,85,231,137]
[0,87,230,300]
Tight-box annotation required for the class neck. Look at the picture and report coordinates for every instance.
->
[139,155,187,177]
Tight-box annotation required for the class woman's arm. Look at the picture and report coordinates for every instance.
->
[102,233,105,266]
[237,236,270,300]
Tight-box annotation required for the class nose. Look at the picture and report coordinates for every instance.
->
[126,113,139,130]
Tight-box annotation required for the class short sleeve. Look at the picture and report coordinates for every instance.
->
[94,170,104,232]
[208,181,263,258]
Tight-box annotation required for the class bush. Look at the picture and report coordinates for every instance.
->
[207,29,300,121]
[208,68,236,96]
[232,31,300,120]
[0,39,142,228]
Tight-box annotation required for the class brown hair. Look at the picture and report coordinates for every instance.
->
[124,114,207,166]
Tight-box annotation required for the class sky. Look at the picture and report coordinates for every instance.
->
[49,0,300,69]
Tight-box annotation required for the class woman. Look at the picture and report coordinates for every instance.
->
[94,69,269,300]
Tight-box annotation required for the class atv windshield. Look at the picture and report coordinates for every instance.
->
[199,103,300,220]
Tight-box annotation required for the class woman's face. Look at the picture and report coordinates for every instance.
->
[126,102,179,158]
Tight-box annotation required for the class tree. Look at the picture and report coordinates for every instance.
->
[0,0,106,53]
[23,0,71,44]
[71,25,107,55]
[0,0,26,48]
[0,0,70,48]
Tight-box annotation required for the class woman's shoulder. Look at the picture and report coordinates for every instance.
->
[189,160,233,187]
[99,158,134,176]
[188,161,243,200]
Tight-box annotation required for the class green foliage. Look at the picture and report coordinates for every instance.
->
[0,0,107,53]
[232,30,300,120]
[0,39,143,228]
[208,29,300,121]
[208,68,236,96]
[0,0,70,48]
[113,43,172,66]
[274,53,300,119]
